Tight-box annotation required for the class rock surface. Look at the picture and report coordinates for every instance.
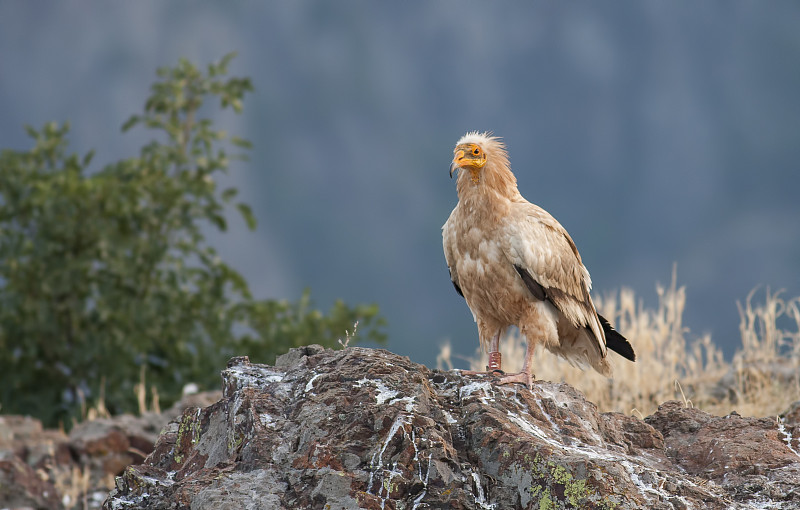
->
[104,346,800,509]
[0,391,221,509]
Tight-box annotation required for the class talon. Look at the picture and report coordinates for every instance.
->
[489,368,505,376]
[497,371,535,390]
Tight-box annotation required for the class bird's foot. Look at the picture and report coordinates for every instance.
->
[496,371,535,390]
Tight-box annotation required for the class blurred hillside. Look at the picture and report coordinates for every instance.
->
[1,2,799,367]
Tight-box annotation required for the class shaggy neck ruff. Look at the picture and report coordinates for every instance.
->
[455,140,521,217]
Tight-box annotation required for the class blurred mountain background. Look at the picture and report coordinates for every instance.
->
[2,2,799,368]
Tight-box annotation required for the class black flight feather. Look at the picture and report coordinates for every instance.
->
[449,268,464,298]
[514,264,547,301]
[598,314,636,361]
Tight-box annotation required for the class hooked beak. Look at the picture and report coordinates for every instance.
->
[450,149,465,178]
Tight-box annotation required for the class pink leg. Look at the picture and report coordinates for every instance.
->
[486,331,502,373]
[497,338,536,389]
[462,331,503,375]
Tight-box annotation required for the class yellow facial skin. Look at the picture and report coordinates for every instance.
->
[450,143,487,182]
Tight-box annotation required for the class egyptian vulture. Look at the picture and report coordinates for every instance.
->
[442,132,635,388]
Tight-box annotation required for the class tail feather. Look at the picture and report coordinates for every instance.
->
[598,314,636,362]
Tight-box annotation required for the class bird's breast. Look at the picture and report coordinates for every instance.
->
[451,223,528,325]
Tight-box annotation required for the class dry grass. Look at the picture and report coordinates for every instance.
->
[74,377,111,427]
[338,320,359,349]
[72,367,162,429]
[438,268,800,418]
[729,288,800,417]
[59,367,163,509]
[51,464,115,510]
[134,365,161,415]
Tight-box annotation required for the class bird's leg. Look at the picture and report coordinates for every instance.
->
[487,351,502,373]
[461,331,503,376]
[497,338,536,389]
[486,331,503,374]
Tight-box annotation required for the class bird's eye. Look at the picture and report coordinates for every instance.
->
[472,148,481,156]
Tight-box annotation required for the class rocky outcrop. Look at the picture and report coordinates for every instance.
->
[646,401,800,505]
[0,391,220,509]
[105,346,800,509]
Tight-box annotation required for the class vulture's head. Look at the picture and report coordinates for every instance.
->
[450,132,508,182]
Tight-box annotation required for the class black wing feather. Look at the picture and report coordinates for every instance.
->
[514,264,547,301]
[449,268,464,298]
[598,314,636,361]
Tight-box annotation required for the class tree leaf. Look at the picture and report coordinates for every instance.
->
[82,150,95,167]
[236,202,257,230]
[230,136,253,149]
[121,115,140,133]
[221,187,238,202]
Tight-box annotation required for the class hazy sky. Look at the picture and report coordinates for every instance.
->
[2,2,799,368]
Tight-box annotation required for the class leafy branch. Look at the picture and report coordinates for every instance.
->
[0,54,385,427]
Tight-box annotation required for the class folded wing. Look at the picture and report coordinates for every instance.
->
[502,203,607,357]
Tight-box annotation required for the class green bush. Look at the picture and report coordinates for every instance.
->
[0,54,385,427]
